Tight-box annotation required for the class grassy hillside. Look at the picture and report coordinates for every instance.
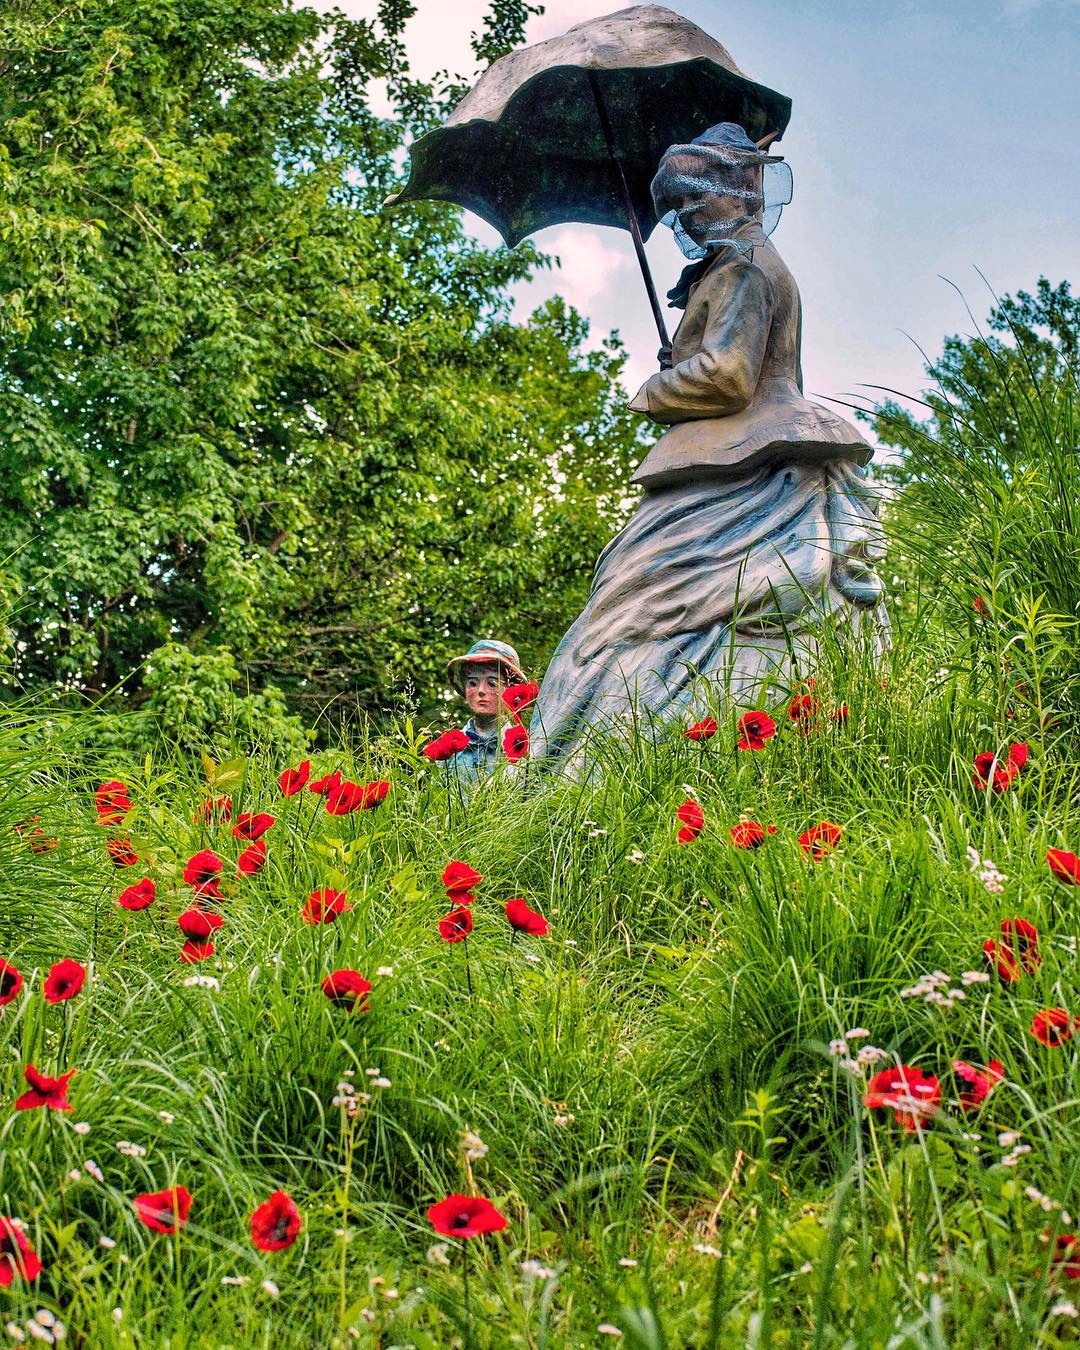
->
[2,587,1079,1347]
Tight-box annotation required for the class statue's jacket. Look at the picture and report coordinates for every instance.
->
[628,237,871,488]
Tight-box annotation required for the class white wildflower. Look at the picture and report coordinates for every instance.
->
[618,1257,638,1268]
[961,971,990,986]
[461,1130,488,1161]
[1052,1301,1079,1317]
[33,1315,54,1332]
[553,1114,575,1126]
[521,1259,556,1280]
[692,1243,722,1258]
[221,1275,250,1287]
[914,1271,930,1286]
[6,1323,25,1343]
[427,1243,451,1267]
[72,1122,90,1136]
[856,1045,887,1068]
[365,1068,380,1077]
[381,1288,399,1300]
[597,1326,622,1337]
[376,966,394,977]
[50,1324,64,1343]
[524,952,541,964]
[26,1321,53,1344]
[111,1310,123,1323]
[182,974,220,990]
[625,849,645,865]
[343,1068,355,1078]
[372,1077,391,1089]
[799,1261,813,1274]
[998,1131,1022,1148]
[83,1160,104,1182]
[68,1169,81,1182]
[158,1111,175,1125]
[838,1057,861,1074]
[116,1141,147,1158]
[828,1039,848,1058]
[1001,1144,1032,1167]
[99,1236,116,1249]
[586,828,607,838]
[846,1027,870,1040]
[261,1280,279,1298]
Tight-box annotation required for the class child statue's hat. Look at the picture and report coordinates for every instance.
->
[447,639,526,692]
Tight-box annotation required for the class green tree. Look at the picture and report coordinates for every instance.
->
[0,0,642,743]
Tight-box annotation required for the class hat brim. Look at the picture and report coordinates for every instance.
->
[447,653,526,693]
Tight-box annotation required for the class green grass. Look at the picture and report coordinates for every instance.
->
[1,588,1079,1348]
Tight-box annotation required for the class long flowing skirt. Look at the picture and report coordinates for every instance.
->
[529,459,888,765]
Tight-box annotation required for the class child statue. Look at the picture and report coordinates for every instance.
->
[529,123,888,765]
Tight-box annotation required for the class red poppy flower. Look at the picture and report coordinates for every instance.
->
[788,693,820,730]
[0,1218,41,1285]
[324,781,366,815]
[95,780,132,826]
[106,838,139,867]
[183,849,223,899]
[133,1185,192,1234]
[799,820,842,860]
[442,861,482,896]
[684,717,718,741]
[730,821,777,849]
[833,705,850,726]
[503,724,529,762]
[14,1063,76,1111]
[301,888,352,924]
[15,819,59,853]
[952,1059,1004,1111]
[427,1193,508,1239]
[505,898,548,936]
[181,940,215,963]
[502,681,539,715]
[972,742,1028,793]
[1001,917,1040,974]
[232,812,275,840]
[193,795,232,825]
[736,711,777,751]
[439,906,473,943]
[0,959,23,1007]
[43,959,86,1004]
[677,799,704,844]
[117,877,155,911]
[308,768,343,795]
[280,760,312,796]
[250,1190,302,1252]
[973,595,989,616]
[1048,849,1080,886]
[864,1064,941,1132]
[237,839,268,876]
[1050,1233,1080,1279]
[178,908,224,941]
[983,938,1020,983]
[423,730,470,762]
[321,969,372,1012]
[1030,1008,1079,1048]
[360,780,390,809]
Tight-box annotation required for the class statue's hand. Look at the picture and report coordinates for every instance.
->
[657,345,673,371]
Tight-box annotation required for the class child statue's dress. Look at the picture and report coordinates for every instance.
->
[529,218,888,765]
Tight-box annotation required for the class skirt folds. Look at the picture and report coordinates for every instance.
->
[529,459,888,763]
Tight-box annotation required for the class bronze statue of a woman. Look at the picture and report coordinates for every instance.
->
[529,123,888,765]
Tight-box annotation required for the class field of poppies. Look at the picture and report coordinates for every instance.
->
[2,581,1080,1349]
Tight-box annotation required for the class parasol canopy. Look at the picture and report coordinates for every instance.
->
[386,5,790,246]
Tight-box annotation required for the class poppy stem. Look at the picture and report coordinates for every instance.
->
[462,1242,474,1348]
[463,937,473,999]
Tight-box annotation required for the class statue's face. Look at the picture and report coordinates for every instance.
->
[665,164,763,246]
[463,665,505,719]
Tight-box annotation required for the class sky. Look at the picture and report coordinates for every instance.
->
[335,0,1080,421]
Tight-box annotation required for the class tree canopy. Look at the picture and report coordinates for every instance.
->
[0,0,644,744]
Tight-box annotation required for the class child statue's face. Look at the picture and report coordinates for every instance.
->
[463,665,506,720]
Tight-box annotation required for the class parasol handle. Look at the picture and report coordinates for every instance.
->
[587,70,670,353]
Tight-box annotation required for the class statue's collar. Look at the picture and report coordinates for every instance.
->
[666,248,727,311]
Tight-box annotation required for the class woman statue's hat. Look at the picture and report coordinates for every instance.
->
[447,639,526,692]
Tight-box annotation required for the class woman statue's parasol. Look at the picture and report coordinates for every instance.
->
[383,4,791,353]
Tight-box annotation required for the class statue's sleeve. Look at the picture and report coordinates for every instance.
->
[627,261,773,424]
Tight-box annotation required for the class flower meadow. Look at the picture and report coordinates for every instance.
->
[2,609,1080,1348]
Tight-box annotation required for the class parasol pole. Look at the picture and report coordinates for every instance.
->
[587,70,670,352]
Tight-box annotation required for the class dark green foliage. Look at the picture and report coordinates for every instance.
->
[0,0,642,743]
